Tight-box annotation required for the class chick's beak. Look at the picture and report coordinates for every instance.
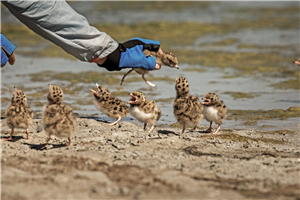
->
[90,89,98,95]
[202,98,211,105]
[128,93,137,104]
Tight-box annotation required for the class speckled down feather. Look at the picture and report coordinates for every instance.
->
[203,92,227,125]
[6,87,33,130]
[173,77,203,128]
[129,91,161,124]
[91,84,129,121]
[42,84,75,138]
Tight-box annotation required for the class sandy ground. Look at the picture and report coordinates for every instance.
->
[1,118,299,200]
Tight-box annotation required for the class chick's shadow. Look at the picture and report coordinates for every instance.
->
[23,142,68,151]
[1,136,24,142]
[157,130,178,136]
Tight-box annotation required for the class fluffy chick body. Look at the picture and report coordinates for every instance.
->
[173,77,203,136]
[202,92,227,134]
[42,84,76,147]
[91,83,129,125]
[120,50,179,87]
[128,91,161,132]
[5,87,33,140]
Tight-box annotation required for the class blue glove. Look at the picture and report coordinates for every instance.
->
[1,34,16,67]
[119,45,156,70]
[98,37,160,71]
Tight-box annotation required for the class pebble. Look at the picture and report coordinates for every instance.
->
[112,142,127,150]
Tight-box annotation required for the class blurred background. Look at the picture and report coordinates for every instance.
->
[1,1,299,130]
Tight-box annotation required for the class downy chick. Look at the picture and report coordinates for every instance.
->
[4,87,33,140]
[42,84,76,148]
[90,83,129,125]
[173,77,203,136]
[128,91,161,132]
[202,92,227,134]
[120,50,179,87]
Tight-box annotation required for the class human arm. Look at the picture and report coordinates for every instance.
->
[2,1,162,71]
[2,0,118,62]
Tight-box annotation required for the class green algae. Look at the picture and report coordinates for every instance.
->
[222,75,238,79]
[1,24,44,47]
[223,91,261,99]
[62,86,84,95]
[32,101,45,107]
[199,38,240,47]
[183,67,205,73]
[1,110,6,117]
[96,21,226,48]
[1,97,11,104]
[177,50,291,71]
[270,79,299,90]
[177,50,298,81]
[76,99,94,106]
[155,97,174,103]
[26,92,45,98]
[170,123,181,128]
[201,133,286,145]
[111,90,130,97]
[227,107,300,125]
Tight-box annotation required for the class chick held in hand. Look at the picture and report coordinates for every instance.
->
[4,87,33,140]
[202,92,227,135]
[42,84,76,148]
[120,50,179,87]
[128,91,161,133]
[90,83,129,126]
[173,77,203,136]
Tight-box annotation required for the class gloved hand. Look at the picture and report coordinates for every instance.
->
[97,37,162,71]
[1,34,16,68]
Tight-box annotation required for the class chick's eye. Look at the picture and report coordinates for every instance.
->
[210,98,214,100]
[137,95,140,98]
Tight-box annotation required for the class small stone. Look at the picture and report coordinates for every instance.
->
[112,142,127,150]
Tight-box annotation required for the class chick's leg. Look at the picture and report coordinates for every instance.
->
[148,124,155,133]
[66,137,72,146]
[191,125,197,131]
[144,123,147,130]
[142,74,156,87]
[180,124,186,136]
[24,128,32,139]
[109,117,121,126]
[120,69,133,85]
[213,124,221,135]
[41,136,51,150]
[205,122,213,133]
[3,128,14,141]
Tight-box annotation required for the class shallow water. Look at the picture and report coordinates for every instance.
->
[1,1,299,131]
